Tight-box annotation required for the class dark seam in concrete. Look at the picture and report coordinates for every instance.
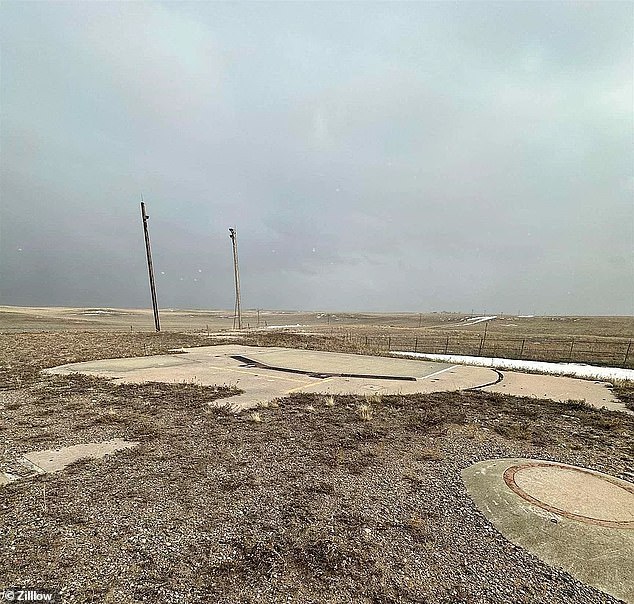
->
[229,355,417,381]
[466,369,504,390]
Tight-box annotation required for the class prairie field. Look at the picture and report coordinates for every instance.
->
[1,330,633,603]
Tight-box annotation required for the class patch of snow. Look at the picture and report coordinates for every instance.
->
[465,316,497,325]
[518,315,535,318]
[391,351,634,382]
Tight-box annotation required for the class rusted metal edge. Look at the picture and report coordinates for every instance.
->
[503,462,634,529]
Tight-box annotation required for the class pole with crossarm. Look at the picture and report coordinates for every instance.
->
[229,227,242,330]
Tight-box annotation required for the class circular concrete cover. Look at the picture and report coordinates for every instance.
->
[462,458,634,602]
[504,462,634,529]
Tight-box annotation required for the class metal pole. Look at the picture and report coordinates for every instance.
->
[140,199,160,332]
[623,340,632,367]
[229,228,242,330]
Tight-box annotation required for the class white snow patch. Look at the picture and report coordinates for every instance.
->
[391,352,634,382]
[465,316,497,325]
[518,315,535,318]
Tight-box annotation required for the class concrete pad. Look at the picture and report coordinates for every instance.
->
[508,464,633,526]
[483,371,627,413]
[62,355,193,373]
[224,347,444,378]
[463,458,634,602]
[22,439,139,474]
[44,345,498,410]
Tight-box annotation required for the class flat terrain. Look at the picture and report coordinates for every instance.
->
[1,306,633,339]
[3,306,632,369]
[1,331,633,603]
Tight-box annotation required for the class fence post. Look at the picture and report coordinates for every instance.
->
[414,337,418,352]
[444,335,449,354]
[568,339,575,362]
[624,340,632,367]
[478,337,484,356]
[519,339,525,359]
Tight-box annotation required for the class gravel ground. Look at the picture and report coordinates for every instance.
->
[1,332,633,603]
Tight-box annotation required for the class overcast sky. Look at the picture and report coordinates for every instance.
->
[1,1,632,314]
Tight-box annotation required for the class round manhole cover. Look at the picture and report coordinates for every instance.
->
[503,462,634,528]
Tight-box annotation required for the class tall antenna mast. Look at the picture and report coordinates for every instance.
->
[229,227,242,329]
[140,196,161,332]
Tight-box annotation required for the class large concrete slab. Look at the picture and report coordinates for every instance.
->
[463,458,634,603]
[44,345,498,410]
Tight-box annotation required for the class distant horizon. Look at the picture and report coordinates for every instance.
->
[1,304,632,319]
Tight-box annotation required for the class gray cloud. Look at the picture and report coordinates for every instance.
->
[1,1,632,314]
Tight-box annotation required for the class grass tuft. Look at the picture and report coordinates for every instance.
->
[364,393,382,405]
[356,403,373,421]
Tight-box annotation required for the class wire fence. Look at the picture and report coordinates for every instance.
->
[332,333,634,369]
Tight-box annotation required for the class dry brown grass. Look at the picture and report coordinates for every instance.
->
[1,330,632,603]
[613,382,634,411]
[0,331,212,389]
[355,403,373,421]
